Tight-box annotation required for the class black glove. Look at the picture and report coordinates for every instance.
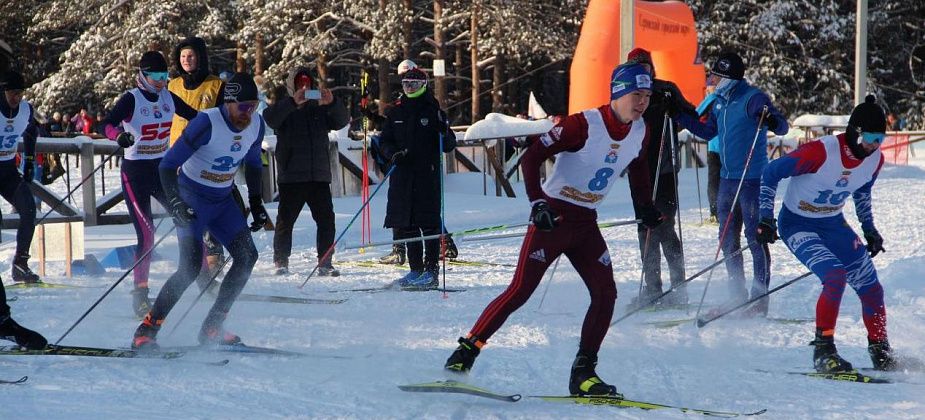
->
[863,229,885,258]
[22,155,35,182]
[530,200,559,231]
[167,196,196,227]
[389,149,408,166]
[639,205,664,229]
[756,217,779,244]
[116,131,135,148]
[249,196,270,232]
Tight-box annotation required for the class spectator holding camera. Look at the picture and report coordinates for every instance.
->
[263,66,347,276]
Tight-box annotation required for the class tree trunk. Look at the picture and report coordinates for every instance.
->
[235,42,246,73]
[255,33,264,75]
[316,53,328,89]
[402,0,413,59]
[470,3,480,124]
[433,0,446,108]
[492,54,504,113]
[378,58,391,114]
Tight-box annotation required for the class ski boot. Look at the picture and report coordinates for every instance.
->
[379,244,406,265]
[443,235,459,260]
[661,286,689,307]
[444,336,481,372]
[0,315,47,350]
[627,286,662,311]
[198,311,241,346]
[131,286,152,319]
[132,313,161,351]
[868,339,899,371]
[396,270,423,288]
[275,259,289,276]
[742,296,769,318]
[569,351,622,397]
[11,255,41,284]
[811,330,854,373]
[402,270,438,290]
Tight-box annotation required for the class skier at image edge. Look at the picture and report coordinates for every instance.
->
[0,71,42,284]
[102,51,199,318]
[0,70,47,349]
[757,95,907,373]
[445,62,663,397]
[132,73,270,350]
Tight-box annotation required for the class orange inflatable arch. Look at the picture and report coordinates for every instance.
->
[569,0,705,114]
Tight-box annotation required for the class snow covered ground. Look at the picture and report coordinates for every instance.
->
[1,143,924,419]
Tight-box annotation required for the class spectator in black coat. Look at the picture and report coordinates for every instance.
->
[379,68,456,289]
[263,66,348,276]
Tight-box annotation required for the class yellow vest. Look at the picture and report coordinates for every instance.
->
[168,75,223,144]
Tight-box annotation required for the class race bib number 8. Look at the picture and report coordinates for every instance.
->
[588,168,615,191]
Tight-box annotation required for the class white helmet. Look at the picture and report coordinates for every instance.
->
[397,59,417,75]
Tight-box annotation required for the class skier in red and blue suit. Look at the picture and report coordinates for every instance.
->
[756,95,901,373]
[102,51,198,318]
[131,73,270,350]
[444,63,663,397]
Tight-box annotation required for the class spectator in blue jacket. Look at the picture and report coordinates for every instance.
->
[676,52,789,316]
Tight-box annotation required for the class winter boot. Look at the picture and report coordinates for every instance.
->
[274,259,289,276]
[868,339,899,371]
[569,351,621,397]
[443,235,459,260]
[198,312,241,346]
[444,336,481,372]
[317,261,340,277]
[132,313,161,351]
[811,330,854,373]
[11,255,40,284]
[402,270,438,290]
[379,244,406,265]
[396,270,423,288]
[0,315,47,350]
[131,287,152,319]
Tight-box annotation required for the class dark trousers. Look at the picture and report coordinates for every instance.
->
[120,159,168,288]
[397,226,441,272]
[469,221,616,354]
[0,162,36,259]
[633,172,684,293]
[203,187,246,258]
[273,182,336,266]
[707,152,721,218]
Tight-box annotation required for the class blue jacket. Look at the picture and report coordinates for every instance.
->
[678,80,788,179]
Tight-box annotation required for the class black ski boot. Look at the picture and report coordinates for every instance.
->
[868,339,899,371]
[11,255,40,284]
[274,259,289,276]
[811,330,853,373]
[317,260,341,277]
[379,244,406,265]
[198,311,241,346]
[131,287,152,319]
[132,313,160,351]
[569,351,622,397]
[444,336,481,372]
[0,315,47,350]
[444,235,459,260]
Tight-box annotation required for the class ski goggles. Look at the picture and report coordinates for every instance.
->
[143,71,169,82]
[860,131,886,145]
[401,79,426,92]
[233,101,258,115]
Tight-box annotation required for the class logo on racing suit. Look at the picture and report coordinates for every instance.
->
[604,149,618,164]
[529,248,546,263]
[836,171,851,188]
[598,251,611,266]
[419,117,429,127]
[152,105,162,119]
[231,135,243,152]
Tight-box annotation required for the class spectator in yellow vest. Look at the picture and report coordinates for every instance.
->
[168,37,224,145]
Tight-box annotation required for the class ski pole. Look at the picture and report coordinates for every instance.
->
[166,256,234,338]
[298,164,397,289]
[693,106,769,320]
[462,219,639,242]
[696,271,812,328]
[345,222,531,250]
[635,113,670,299]
[691,137,705,224]
[36,147,121,226]
[667,118,687,282]
[55,222,175,345]
[439,110,448,295]
[536,256,561,311]
[611,243,750,326]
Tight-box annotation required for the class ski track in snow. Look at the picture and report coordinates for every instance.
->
[1,146,924,418]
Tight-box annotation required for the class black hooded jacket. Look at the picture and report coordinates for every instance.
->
[263,66,349,184]
[379,89,456,228]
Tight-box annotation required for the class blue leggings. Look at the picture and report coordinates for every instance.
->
[716,178,770,299]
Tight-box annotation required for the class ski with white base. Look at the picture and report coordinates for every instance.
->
[0,375,27,384]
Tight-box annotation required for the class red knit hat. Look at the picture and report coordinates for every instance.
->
[626,48,654,77]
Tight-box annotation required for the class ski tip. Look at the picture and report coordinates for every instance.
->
[748,408,768,416]
[695,318,707,328]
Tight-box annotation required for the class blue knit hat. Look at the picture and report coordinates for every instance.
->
[610,63,652,100]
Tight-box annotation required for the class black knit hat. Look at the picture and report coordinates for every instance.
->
[848,95,886,133]
[139,51,168,72]
[223,72,259,102]
[711,52,745,80]
[0,71,25,91]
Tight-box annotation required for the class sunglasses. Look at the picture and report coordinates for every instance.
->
[234,102,257,114]
[144,71,169,82]
[402,80,425,90]
[860,131,885,145]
